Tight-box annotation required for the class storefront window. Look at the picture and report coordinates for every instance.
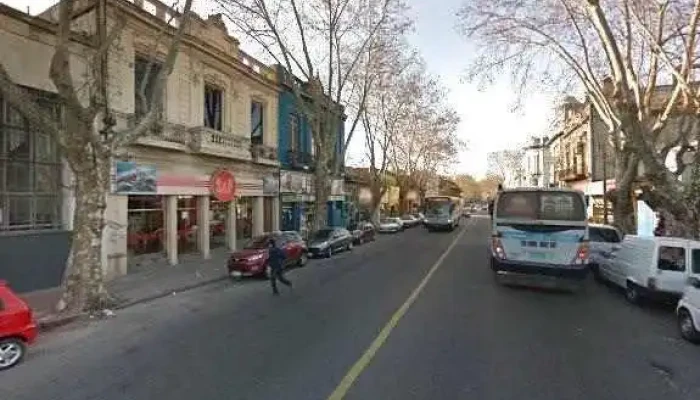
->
[177,196,197,254]
[302,204,315,238]
[237,197,253,240]
[282,204,295,231]
[210,199,228,249]
[127,196,164,255]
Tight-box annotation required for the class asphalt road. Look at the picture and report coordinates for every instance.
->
[3,216,700,400]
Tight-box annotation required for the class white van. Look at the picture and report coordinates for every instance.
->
[676,248,700,343]
[598,235,700,303]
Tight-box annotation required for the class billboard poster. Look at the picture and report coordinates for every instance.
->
[113,161,157,194]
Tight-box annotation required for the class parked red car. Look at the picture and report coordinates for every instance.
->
[228,231,308,279]
[0,281,37,370]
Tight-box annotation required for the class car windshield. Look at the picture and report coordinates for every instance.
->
[401,215,413,220]
[381,219,394,224]
[244,235,273,249]
[312,229,334,240]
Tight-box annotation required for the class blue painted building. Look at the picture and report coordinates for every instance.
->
[277,67,347,233]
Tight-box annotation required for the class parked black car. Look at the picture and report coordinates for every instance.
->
[307,227,354,258]
[350,222,376,245]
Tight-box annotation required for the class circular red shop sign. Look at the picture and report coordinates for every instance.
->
[210,170,236,202]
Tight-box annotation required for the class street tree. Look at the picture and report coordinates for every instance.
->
[0,0,194,313]
[216,0,408,230]
[360,37,421,222]
[487,149,525,188]
[454,174,482,200]
[480,174,504,200]
[458,0,700,236]
[390,69,462,211]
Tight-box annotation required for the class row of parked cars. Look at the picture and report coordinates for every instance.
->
[377,214,424,233]
[227,223,381,279]
[588,224,700,344]
[226,214,432,280]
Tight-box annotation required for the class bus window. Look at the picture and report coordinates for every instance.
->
[539,192,586,221]
[497,192,538,220]
[496,191,586,221]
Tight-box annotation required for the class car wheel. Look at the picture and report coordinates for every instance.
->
[625,282,642,304]
[0,338,26,371]
[678,309,700,343]
[298,252,308,267]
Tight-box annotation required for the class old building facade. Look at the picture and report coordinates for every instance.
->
[523,136,552,188]
[276,67,347,236]
[0,0,285,291]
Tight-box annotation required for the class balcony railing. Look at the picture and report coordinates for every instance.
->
[558,167,588,181]
[127,114,189,150]
[189,126,252,161]
[287,150,315,171]
[251,144,279,165]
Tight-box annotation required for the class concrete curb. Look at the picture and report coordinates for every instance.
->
[113,275,229,310]
[37,313,85,333]
[37,275,229,333]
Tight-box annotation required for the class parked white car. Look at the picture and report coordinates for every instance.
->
[378,218,403,233]
[598,235,700,304]
[589,224,623,280]
[676,248,700,343]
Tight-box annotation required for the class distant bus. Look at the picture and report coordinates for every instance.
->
[423,196,463,231]
[490,188,589,290]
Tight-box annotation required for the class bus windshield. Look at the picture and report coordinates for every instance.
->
[496,191,586,222]
[425,200,454,216]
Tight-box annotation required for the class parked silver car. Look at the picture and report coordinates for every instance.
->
[378,218,403,233]
[588,223,623,280]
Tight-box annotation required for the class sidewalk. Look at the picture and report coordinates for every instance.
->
[22,248,232,330]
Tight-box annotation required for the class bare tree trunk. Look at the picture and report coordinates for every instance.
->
[369,185,384,224]
[58,156,112,313]
[314,165,330,230]
[612,187,635,234]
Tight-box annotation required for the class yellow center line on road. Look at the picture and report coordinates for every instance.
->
[326,224,469,400]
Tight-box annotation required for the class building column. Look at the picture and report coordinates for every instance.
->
[198,195,211,259]
[272,197,280,231]
[226,198,237,251]
[253,196,265,236]
[165,195,178,266]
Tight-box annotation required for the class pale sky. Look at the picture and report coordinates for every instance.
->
[2,0,556,178]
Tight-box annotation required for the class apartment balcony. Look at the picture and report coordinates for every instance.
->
[251,144,279,166]
[558,167,588,182]
[189,126,252,161]
[127,114,190,151]
[287,150,315,171]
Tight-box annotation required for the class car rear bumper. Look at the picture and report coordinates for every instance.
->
[21,324,38,343]
[308,248,328,257]
[491,258,589,280]
[425,222,453,230]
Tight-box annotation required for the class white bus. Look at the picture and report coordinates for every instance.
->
[490,188,589,290]
[423,196,463,231]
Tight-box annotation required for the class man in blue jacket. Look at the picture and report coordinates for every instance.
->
[268,239,292,295]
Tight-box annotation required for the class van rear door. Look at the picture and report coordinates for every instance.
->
[655,241,690,294]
